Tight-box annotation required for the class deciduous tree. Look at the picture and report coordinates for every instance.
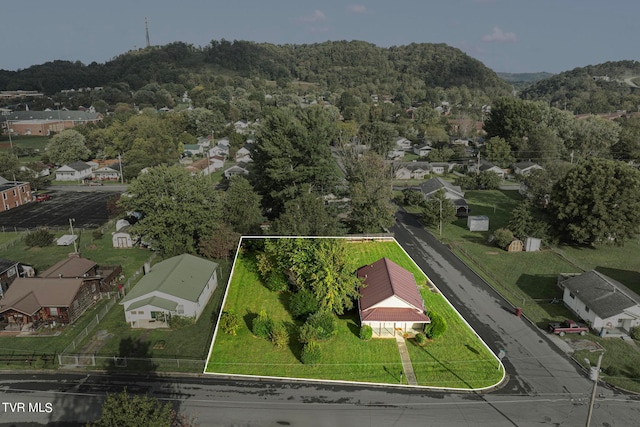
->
[118,165,223,256]
[549,158,640,245]
[46,129,91,165]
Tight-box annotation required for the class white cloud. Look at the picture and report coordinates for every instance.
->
[482,26,517,43]
[297,9,327,24]
[348,4,367,14]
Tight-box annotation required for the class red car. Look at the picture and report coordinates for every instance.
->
[35,194,53,202]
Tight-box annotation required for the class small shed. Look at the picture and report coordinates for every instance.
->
[112,231,134,248]
[507,239,524,252]
[467,216,489,232]
[525,237,542,252]
[56,235,78,246]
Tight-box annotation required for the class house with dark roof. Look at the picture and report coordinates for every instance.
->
[0,277,100,328]
[120,254,218,328]
[513,161,543,176]
[559,270,640,335]
[394,161,431,180]
[357,258,430,338]
[418,177,469,217]
[55,161,92,181]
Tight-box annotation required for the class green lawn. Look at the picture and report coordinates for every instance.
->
[412,189,640,392]
[0,226,152,278]
[0,232,24,246]
[206,239,503,389]
[413,190,583,326]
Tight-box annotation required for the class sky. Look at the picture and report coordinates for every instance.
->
[1,0,638,74]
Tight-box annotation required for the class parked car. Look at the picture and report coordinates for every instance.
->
[35,193,53,202]
[548,320,589,336]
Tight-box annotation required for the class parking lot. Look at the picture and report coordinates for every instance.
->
[0,190,119,230]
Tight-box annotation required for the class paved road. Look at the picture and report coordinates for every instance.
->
[391,210,598,396]
[1,371,639,426]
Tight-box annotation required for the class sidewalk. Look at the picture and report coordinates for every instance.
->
[395,335,418,385]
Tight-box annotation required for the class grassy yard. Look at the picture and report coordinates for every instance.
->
[416,190,583,326]
[0,231,24,246]
[0,225,152,278]
[206,239,502,389]
[409,189,640,392]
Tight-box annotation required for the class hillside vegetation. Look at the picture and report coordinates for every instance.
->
[521,60,640,113]
[0,40,510,98]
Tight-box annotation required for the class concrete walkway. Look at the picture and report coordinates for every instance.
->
[395,335,418,385]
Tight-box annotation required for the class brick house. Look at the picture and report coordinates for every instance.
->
[0,176,32,212]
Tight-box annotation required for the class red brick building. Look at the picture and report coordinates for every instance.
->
[0,176,32,213]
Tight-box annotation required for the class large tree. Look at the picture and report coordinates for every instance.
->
[118,165,223,256]
[223,176,263,235]
[46,129,91,165]
[549,158,640,245]
[347,152,395,233]
[271,191,344,236]
[250,107,339,216]
[482,136,514,167]
[422,189,457,229]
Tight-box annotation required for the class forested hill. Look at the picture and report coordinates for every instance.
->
[0,40,510,96]
[520,60,640,114]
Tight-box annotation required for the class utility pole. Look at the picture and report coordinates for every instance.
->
[69,218,78,254]
[476,152,481,176]
[585,351,604,427]
[118,153,124,184]
[439,197,443,237]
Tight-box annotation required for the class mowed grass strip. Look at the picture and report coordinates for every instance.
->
[207,239,503,388]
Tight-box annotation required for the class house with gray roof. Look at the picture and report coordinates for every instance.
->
[513,161,543,176]
[418,177,469,216]
[394,161,431,180]
[120,254,218,328]
[357,258,430,338]
[559,270,640,335]
[55,161,92,181]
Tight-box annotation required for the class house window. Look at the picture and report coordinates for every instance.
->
[50,307,59,316]
[585,306,590,313]
[91,283,96,292]
[177,305,184,315]
[569,292,575,299]
[12,190,16,196]
[2,193,6,200]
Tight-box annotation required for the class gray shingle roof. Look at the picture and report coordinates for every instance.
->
[561,270,640,319]
[419,177,464,199]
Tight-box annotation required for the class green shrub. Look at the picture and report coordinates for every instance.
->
[603,365,620,377]
[301,341,321,365]
[168,315,195,329]
[264,271,289,292]
[92,229,103,240]
[289,289,319,319]
[252,310,273,340]
[424,311,447,339]
[414,332,427,345]
[220,311,240,335]
[269,321,289,349]
[359,324,373,340]
[402,189,425,207]
[24,228,54,247]
[630,326,640,340]
[299,311,336,343]
[493,228,514,249]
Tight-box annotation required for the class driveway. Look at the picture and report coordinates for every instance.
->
[0,190,119,230]
[391,209,607,398]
